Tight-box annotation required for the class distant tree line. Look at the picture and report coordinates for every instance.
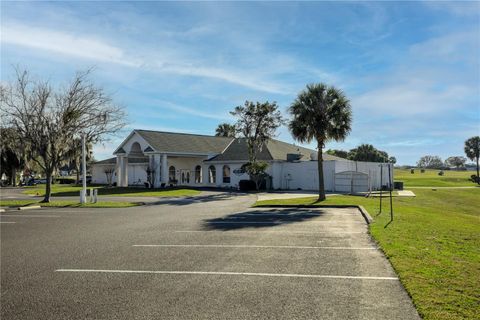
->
[326,144,396,163]
[409,136,479,184]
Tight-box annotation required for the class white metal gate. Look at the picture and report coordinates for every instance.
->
[334,171,369,193]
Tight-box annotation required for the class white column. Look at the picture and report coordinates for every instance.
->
[122,156,129,187]
[202,164,208,185]
[148,155,153,187]
[154,154,161,187]
[161,154,168,185]
[216,165,222,185]
[116,156,123,187]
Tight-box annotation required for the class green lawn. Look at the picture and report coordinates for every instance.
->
[395,168,476,187]
[0,199,141,208]
[256,189,480,320]
[23,184,201,197]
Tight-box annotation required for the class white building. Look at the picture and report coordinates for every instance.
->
[91,129,393,192]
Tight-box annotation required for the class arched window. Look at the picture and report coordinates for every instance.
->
[130,142,142,155]
[169,166,176,183]
[223,165,231,183]
[195,165,202,184]
[208,165,216,184]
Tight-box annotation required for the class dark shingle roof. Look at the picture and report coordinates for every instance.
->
[93,157,148,165]
[207,138,345,162]
[209,139,343,161]
[135,130,233,154]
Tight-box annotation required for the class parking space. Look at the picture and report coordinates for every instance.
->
[1,194,419,319]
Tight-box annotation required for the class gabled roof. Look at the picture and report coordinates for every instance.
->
[206,138,345,162]
[93,157,148,165]
[134,130,234,155]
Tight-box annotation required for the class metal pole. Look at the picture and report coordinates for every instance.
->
[379,164,383,213]
[388,164,393,221]
[80,134,87,204]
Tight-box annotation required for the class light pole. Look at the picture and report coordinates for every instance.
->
[80,133,87,204]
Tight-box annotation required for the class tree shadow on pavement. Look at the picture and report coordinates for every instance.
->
[202,208,330,231]
[146,191,249,206]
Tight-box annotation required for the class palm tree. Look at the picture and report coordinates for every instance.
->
[464,136,480,184]
[215,123,236,137]
[289,83,352,201]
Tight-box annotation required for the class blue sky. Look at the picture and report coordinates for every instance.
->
[1,1,479,165]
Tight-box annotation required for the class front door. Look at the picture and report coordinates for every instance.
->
[180,169,190,185]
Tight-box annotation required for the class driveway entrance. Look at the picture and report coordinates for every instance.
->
[1,192,420,319]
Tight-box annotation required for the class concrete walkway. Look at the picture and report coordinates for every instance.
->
[397,190,416,197]
[257,191,340,202]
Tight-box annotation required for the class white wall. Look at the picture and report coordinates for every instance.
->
[271,161,336,191]
[127,164,148,185]
[334,160,393,190]
[93,158,392,191]
[91,164,117,185]
[121,132,150,155]
[166,157,205,186]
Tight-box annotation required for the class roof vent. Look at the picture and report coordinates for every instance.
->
[287,153,302,162]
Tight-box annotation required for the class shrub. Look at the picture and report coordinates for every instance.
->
[470,175,480,183]
[410,169,415,174]
[420,169,425,173]
[55,177,76,184]
[438,170,444,176]
[239,180,256,191]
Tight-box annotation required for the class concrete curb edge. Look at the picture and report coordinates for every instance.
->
[18,205,42,211]
[253,204,374,225]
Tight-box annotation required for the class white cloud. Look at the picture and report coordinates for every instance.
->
[1,23,140,67]
[409,30,480,65]
[423,2,480,17]
[352,83,473,116]
[1,22,293,94]
[156,63,288,94]
[153,99,231,121]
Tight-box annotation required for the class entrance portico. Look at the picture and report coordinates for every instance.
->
[112,130,234,188]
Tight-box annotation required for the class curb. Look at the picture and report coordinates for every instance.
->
[0,209,5,213]
[253,204,373,225]
[356,205,373,224]
[18,205,42,211]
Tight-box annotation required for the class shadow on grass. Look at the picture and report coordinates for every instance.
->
[202,208,330,231]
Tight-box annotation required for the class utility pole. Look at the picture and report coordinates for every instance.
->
[80,133,87,204]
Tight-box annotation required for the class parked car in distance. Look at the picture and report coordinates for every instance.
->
[78,175,92,184]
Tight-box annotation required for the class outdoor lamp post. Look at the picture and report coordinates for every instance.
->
[80,133,87,204]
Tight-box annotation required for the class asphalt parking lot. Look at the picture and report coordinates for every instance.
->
[0,192,420,319]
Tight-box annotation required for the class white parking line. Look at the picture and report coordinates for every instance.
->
[175,230,365,234]
[55,269,398,281]
[43,211,91,213]
[0,221,16,224]
[0,214,59,218]
[133,244,377,250]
